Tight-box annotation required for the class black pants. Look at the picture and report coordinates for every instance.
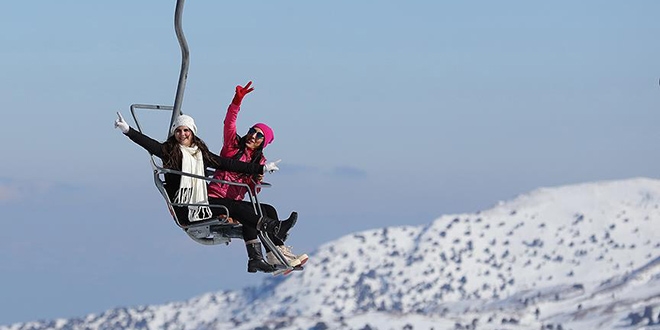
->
[207,197,284,248]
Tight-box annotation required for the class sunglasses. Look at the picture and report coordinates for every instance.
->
[247,127,265,139]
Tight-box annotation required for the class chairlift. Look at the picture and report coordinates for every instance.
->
[127,0,294,275]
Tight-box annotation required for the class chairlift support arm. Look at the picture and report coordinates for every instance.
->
[169,0,189,138]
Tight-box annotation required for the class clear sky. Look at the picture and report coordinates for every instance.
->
[1,0,659,325]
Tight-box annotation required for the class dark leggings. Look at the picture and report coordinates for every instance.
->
[207,197,284,249]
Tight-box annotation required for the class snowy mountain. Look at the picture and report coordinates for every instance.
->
[4,178,660,330]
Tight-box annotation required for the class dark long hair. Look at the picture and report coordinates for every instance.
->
[162,135,218,170]
[232,133,265,180]
[232,133,265,163]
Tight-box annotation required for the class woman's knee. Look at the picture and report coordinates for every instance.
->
[260,203,278,219]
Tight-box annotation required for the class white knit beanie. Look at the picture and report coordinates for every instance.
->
[170,114,198,135]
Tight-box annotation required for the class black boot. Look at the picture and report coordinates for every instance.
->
[278,212,298,242]
[246,242,276,273]
[257,216,281,235]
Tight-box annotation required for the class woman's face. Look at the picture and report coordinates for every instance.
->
[174,126,193,147]
[245,126,265,150]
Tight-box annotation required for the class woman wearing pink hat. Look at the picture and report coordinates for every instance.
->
[208,81,307,274]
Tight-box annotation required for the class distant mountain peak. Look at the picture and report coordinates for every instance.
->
[4,177,660,330]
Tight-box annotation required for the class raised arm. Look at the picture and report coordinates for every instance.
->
[222,81,254,149]
[223,103,240,148]
[115,112,165,158]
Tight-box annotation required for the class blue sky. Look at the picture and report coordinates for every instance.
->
[1,0,659,325]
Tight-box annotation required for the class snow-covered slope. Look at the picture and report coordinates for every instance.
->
[4,178,660,330]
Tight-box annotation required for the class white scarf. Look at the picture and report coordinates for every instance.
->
[173,144,212,221]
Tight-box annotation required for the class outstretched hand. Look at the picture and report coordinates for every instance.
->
[114,112,130,134]
[263,159,281,174]
[232,81,254,106]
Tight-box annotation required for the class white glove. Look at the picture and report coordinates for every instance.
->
[114,112,130,134]
[263,159,281,173]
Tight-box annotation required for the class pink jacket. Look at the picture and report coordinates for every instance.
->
[207,104,266,200]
